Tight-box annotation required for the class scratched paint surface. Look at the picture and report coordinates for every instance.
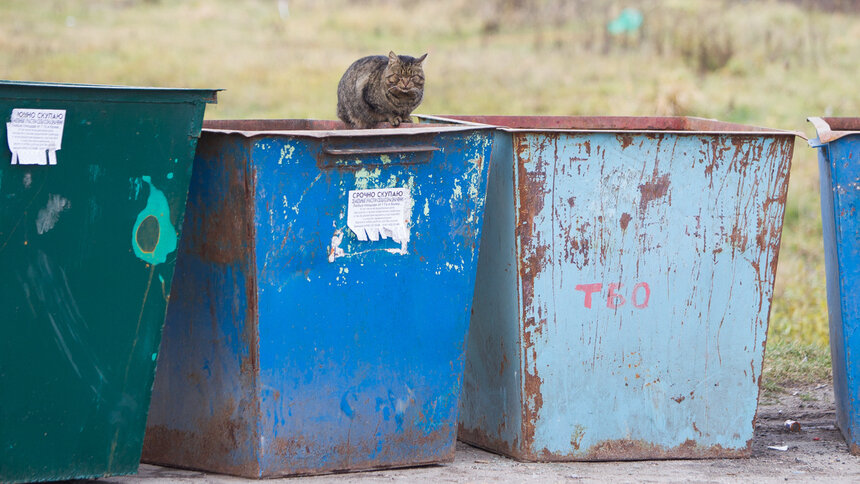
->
[143,120,493,477]
[444,116,795,461]
[811,119,860,454]
[0,82,214,483]
[457,130,524,455]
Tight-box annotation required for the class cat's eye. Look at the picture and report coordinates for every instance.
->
[412,76,423,83]
[387,75,398,83]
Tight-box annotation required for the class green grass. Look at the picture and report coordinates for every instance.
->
[762,340,833,396]
[2,0,856,375]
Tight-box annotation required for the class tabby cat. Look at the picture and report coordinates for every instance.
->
[337,51,427,129]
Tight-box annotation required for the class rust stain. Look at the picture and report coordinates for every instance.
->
[144,139,262,478]
[576,438,749,461]
[507,437,750,462]
[728,225,748,251]
[570,425,586,451]
[142,400,260,477]
[267,426,453,477]
[637,172,671,213]
[187,146,254,265]
[672,395,685,404]
[701,137,733,186]
[513,132,557,455]
[561,221,591,269]
[521,350,544,454]
[459,423,520,460]
[617,133,635,150]
[620,212,632,230]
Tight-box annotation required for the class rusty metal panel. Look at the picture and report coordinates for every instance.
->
[141,135,262,476]
[432,116,796,461]
[457,130,524,455]
[143,120,494,477]
[809,117,860,455]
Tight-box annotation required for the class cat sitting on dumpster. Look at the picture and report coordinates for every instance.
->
[337,51,427,129]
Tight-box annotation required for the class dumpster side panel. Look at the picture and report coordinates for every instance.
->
[457,131,525,456]
[0,99,207,482]
[142,135,263,477]
[252,131,493,475]
[820,136,860,453]
[817,144,850,448]
[514,132,792,459]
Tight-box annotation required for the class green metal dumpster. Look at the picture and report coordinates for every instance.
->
[0,81,217,483]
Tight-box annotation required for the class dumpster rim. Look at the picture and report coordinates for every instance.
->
[808,117,860,144]
[201,119,493,139]
[418,115,803,138]
[0,79,220,103]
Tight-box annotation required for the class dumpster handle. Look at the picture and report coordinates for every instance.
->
[322,145,439,156]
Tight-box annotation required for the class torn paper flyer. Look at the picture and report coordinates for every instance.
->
[347,188,411,244]
[7,108,66,165]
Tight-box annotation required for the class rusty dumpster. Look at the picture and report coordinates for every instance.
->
[141,119,494,477]
[809,117,860,455]
[421,115,798,460]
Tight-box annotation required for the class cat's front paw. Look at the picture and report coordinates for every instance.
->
[388,116,402,127]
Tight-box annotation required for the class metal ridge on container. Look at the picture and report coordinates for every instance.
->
[419,114,803,137]
[0,79,220,103]
[809,117,860,144]
[202,118,490,139]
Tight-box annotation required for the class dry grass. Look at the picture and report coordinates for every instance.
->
[2,0,857,352]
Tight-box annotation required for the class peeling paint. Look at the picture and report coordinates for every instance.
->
[451,180,462,201]
[278,144,295,165]
[328,229,345,263]
[35,194,70,235]
[131,176,177,265]
[354,167,382,190]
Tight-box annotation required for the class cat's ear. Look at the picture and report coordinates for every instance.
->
[388,51,399,65]
[416,53,428,64]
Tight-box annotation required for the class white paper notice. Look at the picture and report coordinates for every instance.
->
[347,188,411,244]
[7,109,66,165]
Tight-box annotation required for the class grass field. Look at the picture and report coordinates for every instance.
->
[3,0,857,384]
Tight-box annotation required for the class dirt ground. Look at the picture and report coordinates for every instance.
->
[77,383,859,484]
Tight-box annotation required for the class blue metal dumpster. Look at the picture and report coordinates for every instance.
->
[809,117,860,454]
[141,119,494,477]
[421,115,798,460]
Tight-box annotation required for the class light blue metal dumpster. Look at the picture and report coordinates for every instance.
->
[421,115,798,460]
[141,120,494,477]
[809,117,860,454]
